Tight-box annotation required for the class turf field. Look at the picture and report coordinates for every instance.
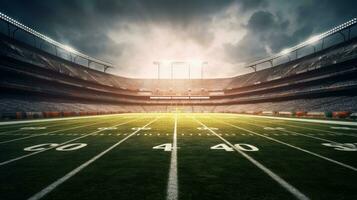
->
[0,113,356,200]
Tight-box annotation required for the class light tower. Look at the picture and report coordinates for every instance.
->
[201,61,208,79]
[153,61,161,79]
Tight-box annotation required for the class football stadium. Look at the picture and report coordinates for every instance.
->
[0,1,357,200]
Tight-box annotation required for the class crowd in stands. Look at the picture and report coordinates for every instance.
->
[1,33,357,117]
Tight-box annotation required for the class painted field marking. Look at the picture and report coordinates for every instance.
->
[0,129,33,136]
[264,127,285,131]
[167,114,178,200]
[234,118,354,145]
[253,119,357,138]
[0,122,68,135]
[280,129,338,144]
[0,118,140,166]
[211,143,234,151]
[0,120,110,145]
[0,117,126,138]
[97,127,117,130]
[20,127,47,130]
[270,122,357,139]
[322,143,357,151]
[0,113,130,126]
[153,143,173,151]
[269,119,357,131]
[331,126,357,131]
[218,119,357,172]
[232,114,357,126]
[193,117,310,200]
[131,127,151,131]
[211,143,259,152]
[27,118,158,200]
[197,127,218,130]
[24,143,87,152]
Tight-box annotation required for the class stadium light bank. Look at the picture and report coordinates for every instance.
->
[247,18,357,72]
[0,12,115,72]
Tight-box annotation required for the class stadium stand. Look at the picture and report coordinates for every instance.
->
[1,28,357,119]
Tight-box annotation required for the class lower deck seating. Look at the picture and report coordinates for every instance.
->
[1,96,357,114]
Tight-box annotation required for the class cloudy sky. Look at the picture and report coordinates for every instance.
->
[1,0,356,78]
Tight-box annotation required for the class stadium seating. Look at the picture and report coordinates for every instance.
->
[1,32,357,118]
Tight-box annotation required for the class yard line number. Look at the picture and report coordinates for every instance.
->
[153,143,259,152]
[211,143,259,152]
[322,143,357,151]
[24,143,87,152]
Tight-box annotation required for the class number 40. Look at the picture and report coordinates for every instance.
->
[210,143,259,152]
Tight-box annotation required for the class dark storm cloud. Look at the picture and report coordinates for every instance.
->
[0,0,356,77]
[225,10,296,62]
[225,0,357,63]
[0,0,235,58]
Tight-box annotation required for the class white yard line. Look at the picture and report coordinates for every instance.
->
[27,118,158,200]
[273,123,357,138]
[279,129,338,143]
[0,118,140,166]
[247,117,357,138]
[0,120,109,145]
[0,119,86,135]
[0,129,27,135]
[234,119,340,144]
[0,113,131,126]
[193,117,310,200]
[231,114,357,126]
[218,119,357,172]
[167,114,178,200]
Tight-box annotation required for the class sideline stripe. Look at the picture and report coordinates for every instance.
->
[193,117,310,200]
[0,120,110,145]
[166,113,178,200]
[0,117,113,135]
[0,118,140,166]
[218,119,357,172]
[0,129,32,135]
[27,118,158,200]
[225,114,357,126]
[267,118,357,131]
[0,113,131,126]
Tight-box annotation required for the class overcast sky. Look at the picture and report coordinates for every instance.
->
[1,0,357,78]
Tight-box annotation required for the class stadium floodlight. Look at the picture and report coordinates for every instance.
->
[280,49,291,55]
[0,11,115,71]
[153,61,161,79]
[63,45,76,53]
[306,35,320,44]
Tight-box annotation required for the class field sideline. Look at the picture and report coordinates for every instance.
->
[0,113,356,200]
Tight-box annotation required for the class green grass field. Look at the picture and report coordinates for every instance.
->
[0,113,356,200]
